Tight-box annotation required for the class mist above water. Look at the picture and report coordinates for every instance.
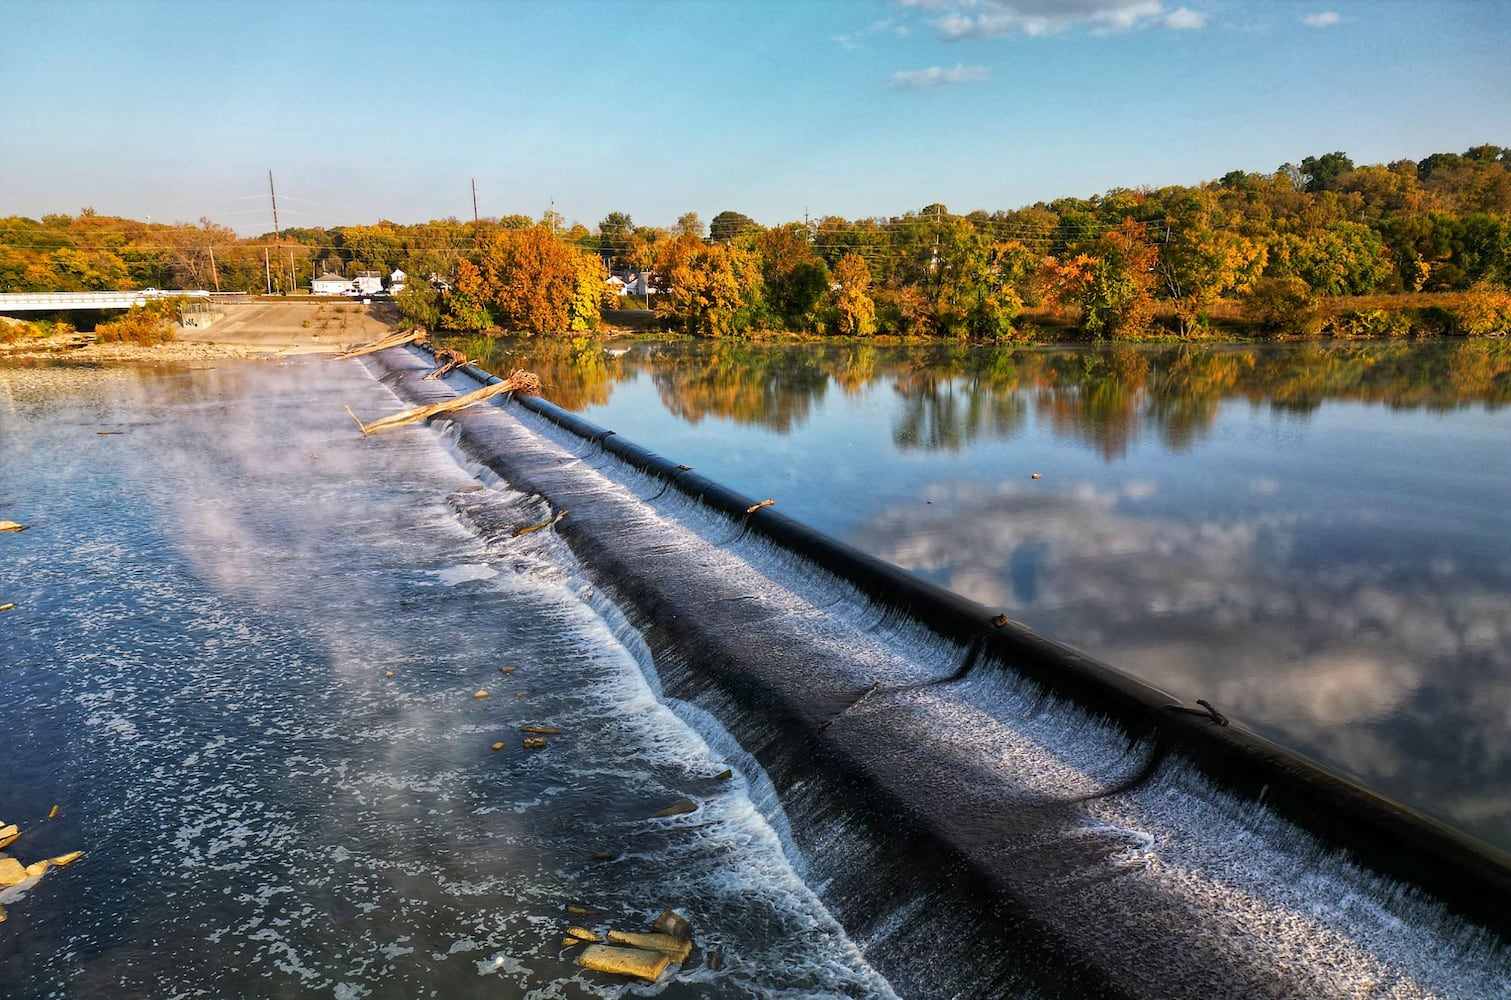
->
[0,359,890,998]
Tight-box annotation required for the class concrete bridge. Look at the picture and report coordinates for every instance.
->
[0,289,212,313]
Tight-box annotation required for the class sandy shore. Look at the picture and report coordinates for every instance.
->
[1,300,401,363]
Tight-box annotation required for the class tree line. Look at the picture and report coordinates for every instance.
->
[2,144,1508,339]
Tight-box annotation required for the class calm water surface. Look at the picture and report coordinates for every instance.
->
[466,336,1511,852]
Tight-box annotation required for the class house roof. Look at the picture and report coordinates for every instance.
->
[314,273,348,282]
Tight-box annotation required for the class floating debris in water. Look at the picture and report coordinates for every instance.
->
[521,725,560,735]
[649,798,697,819]
[0,818,84,921]
[523,736,547,750]
[513,509,568,538]
[607,929,693,964]
[490,742,506,751]
[745,498,776,514]
[1031,473,1042,480]
[497,665,517,675]
[344,367,538,436]
[573,908,696,984]
[0,603,15,613]
[384,670,394,678]
[473,690,490,699]
[577,943,669,982]
[0,521,27,533]
[48,805,59,820]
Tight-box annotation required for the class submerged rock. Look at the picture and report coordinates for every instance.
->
[473,689,490,699]
[0,824,19,850]
[565,925,600,943]
[523,736,547,750]
[49,851,83,867]
[0,521,27,533]
[652,908,692,939]
[490,742,506,751]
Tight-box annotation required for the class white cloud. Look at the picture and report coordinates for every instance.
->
[924,1,1204,40]
[1162,7,1206,29]
[1302,11,1341,27]
[889,63,992,89]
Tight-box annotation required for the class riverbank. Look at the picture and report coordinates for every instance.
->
[0,300,401,363]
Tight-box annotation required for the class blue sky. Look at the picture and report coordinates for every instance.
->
[1,0,1506,235]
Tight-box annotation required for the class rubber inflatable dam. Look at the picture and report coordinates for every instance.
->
[366,344,1511,998]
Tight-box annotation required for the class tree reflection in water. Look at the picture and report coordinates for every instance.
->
[440,335,1511,452]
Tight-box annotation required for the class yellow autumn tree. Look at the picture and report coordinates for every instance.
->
[653,232,762,337]
[830,252,876,336]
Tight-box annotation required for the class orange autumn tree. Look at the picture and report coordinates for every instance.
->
[474,225,606,335]
[1041,219,1160,339]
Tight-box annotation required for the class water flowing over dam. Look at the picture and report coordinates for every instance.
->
[371,343,1510,998]
[2,349,1507,998]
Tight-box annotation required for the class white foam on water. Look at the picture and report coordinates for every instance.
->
[437,372,1511,997]
[430,563,499,586]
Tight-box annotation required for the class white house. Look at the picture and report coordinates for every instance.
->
[605,275,629,296]
[388,268,407,293]
[312,272,350,296]
[353,270,383,295]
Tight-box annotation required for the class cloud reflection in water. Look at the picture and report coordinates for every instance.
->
[854,478,1511,849]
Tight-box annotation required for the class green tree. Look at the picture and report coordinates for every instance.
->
[709,210,760,243]
[597,212,635,268]
[1300,151,1355,193]
[756,223,830,330]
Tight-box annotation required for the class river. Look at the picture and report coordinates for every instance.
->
[0,359,891,997]
[2,338,1508,996]
[459,335,1511,854]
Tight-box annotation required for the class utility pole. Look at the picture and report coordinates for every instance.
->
[288,250,296,295]
[207,245,220,292]
[268,170,281,242]
[472,178,479,225]
[264,246,272,294]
